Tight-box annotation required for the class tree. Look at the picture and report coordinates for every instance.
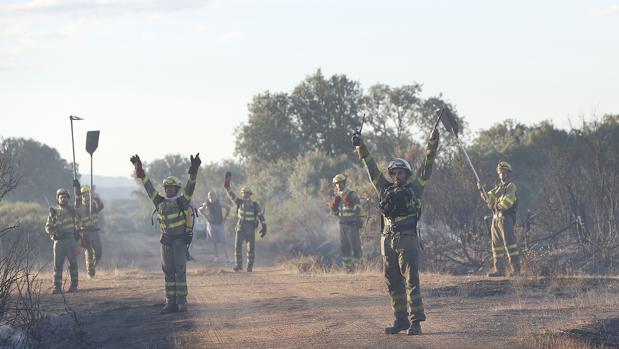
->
[0,138,74,205]
[363,83,421,154]
[144,154,190,186]
[234,92,300,163]
[290,69,363,157]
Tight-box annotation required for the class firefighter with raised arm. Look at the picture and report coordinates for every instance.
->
[224,172,266,273]
[353,127,439,336]
[330,174,363,271]
[130,153,201,314]
[74,181,104,278]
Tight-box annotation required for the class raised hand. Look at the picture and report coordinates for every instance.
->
[188,153,201,175]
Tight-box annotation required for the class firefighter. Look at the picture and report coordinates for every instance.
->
[352,128,439,336]
[45,187,81,294]
[74,181,104,278]
[330,174,363,271]
[477,161,521,277]
[224,181,266,272]
[130,153,201,314]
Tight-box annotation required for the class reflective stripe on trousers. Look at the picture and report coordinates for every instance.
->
[381,232,425,322]
[161,238,188,304]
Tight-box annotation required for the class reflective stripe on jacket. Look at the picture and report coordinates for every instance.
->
[142,175,196,237]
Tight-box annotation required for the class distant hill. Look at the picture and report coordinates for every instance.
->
[84,175,136,200]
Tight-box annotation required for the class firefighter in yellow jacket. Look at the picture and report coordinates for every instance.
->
[477,161,521,277]
[130,153,201,314]
[74,181,104,278]
[330,174,363,271]
[45,187,81,294]
[224,174,266,272]
[352,128,439,336]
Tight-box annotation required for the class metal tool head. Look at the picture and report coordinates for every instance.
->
[70,115,84,121]
[86,130,100,155]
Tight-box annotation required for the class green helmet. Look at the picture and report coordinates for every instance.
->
[496,161,512,173]
[332,174,347,184]
[240,187,252,195]
[81,185,91,193]
[56,188,70,198]
[162,176,182,188]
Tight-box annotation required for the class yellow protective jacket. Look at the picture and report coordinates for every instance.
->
[485,181,518,217]
[45,205,79,240]
[227,190,265,228]
[142,175,196,238]
[331,188,362,225]
[75,194,104,231]
[359,138,438,233]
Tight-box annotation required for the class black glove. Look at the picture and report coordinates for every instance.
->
[160,234,171,246]
[224,171,232,190]
[130,155,145,179]
[259,223,267,238]
[351,131,362,146]
[185,231,194,245]
[188,153,201,176]
[430,128,439,141]
[50,233,58,241]
[73,179,81,192]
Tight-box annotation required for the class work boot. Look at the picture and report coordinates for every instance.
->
[246,264,253,273]
[232,265,242,272]
[407,321,422,336]
[160,301,178,314]
[385,319,410,334]
[51,287,61,295]
[487,270,505,277]
[177,303,188,313]
[67,283,78,293]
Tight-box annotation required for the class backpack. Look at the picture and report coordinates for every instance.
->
[151,197,197,235]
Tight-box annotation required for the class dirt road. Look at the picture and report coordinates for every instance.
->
[39,253,619,349]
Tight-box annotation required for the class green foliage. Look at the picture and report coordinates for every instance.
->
[144,154,190,186]
[290,69,364,157]
[234,92,300,163]
[0,201,51,262]
[234,69,458,165]
[1,138,74,205]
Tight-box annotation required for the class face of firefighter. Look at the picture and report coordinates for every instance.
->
[57,194,69,206]
[208,192,218,202]
[81,192,91,204]
[497,169,510,183]
[334,181,346,192]
[242,192,251,200]
[391,168,410,186]
[165,185,179,198]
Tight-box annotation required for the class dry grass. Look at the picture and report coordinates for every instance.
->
[522,329,600,349]
[277,255,382,275]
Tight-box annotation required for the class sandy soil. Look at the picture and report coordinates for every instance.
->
[37,245,619,349]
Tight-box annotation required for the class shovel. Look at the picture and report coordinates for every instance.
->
[86,131,100,219]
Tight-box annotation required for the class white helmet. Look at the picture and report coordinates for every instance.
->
[388,158,412,175]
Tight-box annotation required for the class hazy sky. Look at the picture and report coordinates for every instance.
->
[1,0,618,177]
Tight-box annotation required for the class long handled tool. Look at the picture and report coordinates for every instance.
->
[439,109,487,201]
[69,115,84,180]
[85,130,100,219]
